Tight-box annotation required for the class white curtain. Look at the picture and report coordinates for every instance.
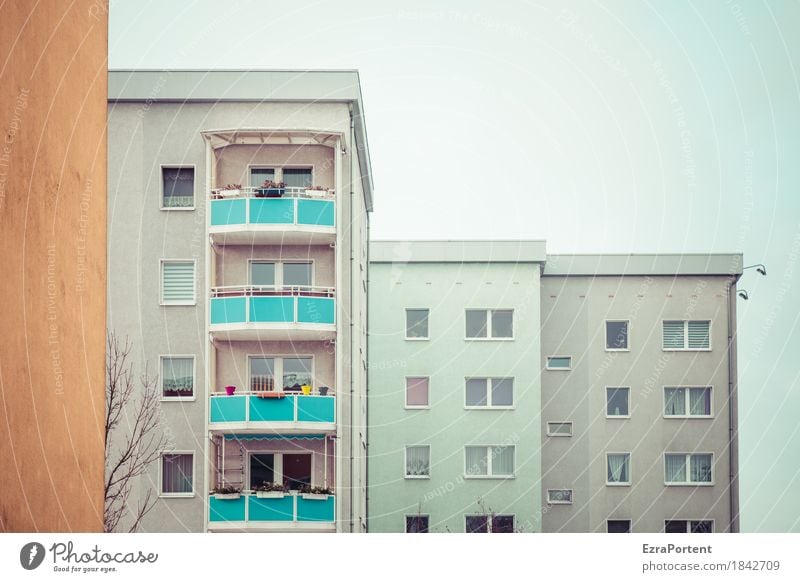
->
[664,388,684,415]
[492,446,514,476]
[665,454,686,483]
[607,454,629,483]
[162,357,193,392]
[689,388,711,415]
[690,454,712,482]
[465,446,487,475]
[406,446,430,476]
[162,454,192,493]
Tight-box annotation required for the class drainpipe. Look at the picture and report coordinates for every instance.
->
[365,175,370,533]
[727,275,740,532]
[349,105,356,532]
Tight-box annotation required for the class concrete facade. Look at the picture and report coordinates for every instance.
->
[0,0,107,532]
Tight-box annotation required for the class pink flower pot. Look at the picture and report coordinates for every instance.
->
[225,385,236,396]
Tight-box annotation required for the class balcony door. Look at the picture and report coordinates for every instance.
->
[250,453,275,489]
[283,454,312,490]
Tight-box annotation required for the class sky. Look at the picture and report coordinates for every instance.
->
[109,0,800,532]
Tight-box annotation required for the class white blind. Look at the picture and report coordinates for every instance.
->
[687,320,710,349]
[162,261,195,304]
[663,321,685,348]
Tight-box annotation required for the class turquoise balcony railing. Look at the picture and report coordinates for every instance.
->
[209,492,335,526]
[210,187,335,229]
[209,393,336,427]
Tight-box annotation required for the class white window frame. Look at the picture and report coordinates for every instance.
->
[606,452,632,486]
[464,377,515,409]
[405,308,430,341]
[464,514,516,533]
[404,376,430,410]
[661,319,712,351]
[546,489,573,505]
[159,355,197,401]
[160,164,196,211]
[404,445,431,480]
[463,445,516,479]
[404,514,430,533]
[248,259,316,288]
[663,452,715,486]
[546,356,572,370]
[247,354,315,393]
[280,164,316,188]
[604,319,630,352]
[158,450,195,498]
[464,309,514,341]
[546,421,574,437]
[664,519,715,533]
[663,386,714,418]
[246,450,314,491]
[607,519,632,533]
[605,386,631,419]
[159,259,197,306]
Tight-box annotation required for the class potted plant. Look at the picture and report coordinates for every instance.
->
[219,183,242,197]
[212,485,241,500]
[256,180,285,197]
[300,485,333,500]
[304,185,330,198]
[253,481,288,499]
[224,385,236,396]
[318,386,329,396]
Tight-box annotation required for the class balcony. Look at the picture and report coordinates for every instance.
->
[209,187,335,245]
[209,392,336,434]
[209,286,335,341]
[208,491,335,532]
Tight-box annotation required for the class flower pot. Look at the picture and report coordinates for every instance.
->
[301,385,312,395]
[260,188,284,197]
[318,386,329,396]
[219,189,240,198]
[256,491,285,499]
[214,493,240,500]
[301,493,330,501]
[224,385,236,396]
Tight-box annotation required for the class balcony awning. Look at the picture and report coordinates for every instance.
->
[202,129,345,151]
[223,434,327,441]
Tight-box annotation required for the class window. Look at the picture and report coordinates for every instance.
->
[249,452,310,490]
[282,357,313,391]
[464,446,515,477]
[664,387,712,417]
[405,309,429,339]
[282,168,313,189]
[161,260,195,305]
[665,453,713,484]
[663,320,711,350]
[283,262,312,287]
[161,453,193,496]
[605,320,629,350]
[161,356,194,398]
[405,445,430,478]
[162,167,194,209]
[547,489,573,504]
[546,356,572,370]
[250,357,276,391]
[665,520,714,533]
[465,378,514,408]
[250,262,276,286]
[250,167,275,187]
[249,356,314,392]
[607,453,631,485]
[406,515,429,533]
[250,453,275,489]
[465,309,513,339]
[606,387,630,417]
[405,377,430,408]
[547,422,573,436]
[465,515,514,533]
[607,520,631,533]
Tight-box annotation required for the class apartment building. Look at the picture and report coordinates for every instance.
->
[367,241,741,533]
[107,70,372,532]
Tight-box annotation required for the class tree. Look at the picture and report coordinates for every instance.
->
[104,332,168,532]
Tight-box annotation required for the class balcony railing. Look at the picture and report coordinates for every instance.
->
[210,285,335,327]
[209,491,335,527]
[209,392,335,427]
[209,187,335,229]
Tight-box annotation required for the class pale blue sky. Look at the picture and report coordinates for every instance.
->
[109,0,800,532]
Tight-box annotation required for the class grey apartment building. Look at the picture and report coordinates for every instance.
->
[107,70,372,532]
[368,241,741,533]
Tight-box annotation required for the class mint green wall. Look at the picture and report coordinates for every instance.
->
[368,261,541,532]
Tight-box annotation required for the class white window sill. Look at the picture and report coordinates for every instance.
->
[547,500,573,505]
[404,475,430,480]
[160,302,197,307]
[546,367,571,371]
[606,482,631,487]
[160,396,196,402]
[464,406,515,411]
[606,415,631,419]
[159,493,196,499]
[605,348,630,352]
[664,482,715,487]
[405,337,430,341]
[463,475,516,480]
[404,405,430,410]
[160,206,196,211]
[465,337,515,342]
[662,348,712,352]
[663,415,714,419]
[547,433,573,437]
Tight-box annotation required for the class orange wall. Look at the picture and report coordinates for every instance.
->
[0,0,107,531]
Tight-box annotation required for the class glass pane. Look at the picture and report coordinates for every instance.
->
[283,263,312,287]
[406,309,429,338]
[406,446,430,477]
[465,378,487,406]
[548,489,572,503]
[282,168,313,188]
[606,321,628,349]
[492,516,514,533]
[249,453,275,489]
[665,454,687,482]
[283,453,312,490]
[162,168,194,207]
[465,446,488,475]
[690,454,712,483]
[491,378,513,406]
[492,446,514,476]
[162,357,193,396]
[251,262,275,286]
[547,356,571,369]
[465,310,487,338]
[250,357,275,391]
[664,388,685,415]
[465,515,488,533]
[406,516,429,533]
[665,520,686,533]
[406,377,429,407]
[548,422,572,435]
[607,453,629,483]
[690,520,713,533]
[606,388,629,416]
[608,520,631,533]
[283,357,313,391]
[689,388,711,416]
[250,168,275,187]
[162,454,192,493]
[491,310,513,338]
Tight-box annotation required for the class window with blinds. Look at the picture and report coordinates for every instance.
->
[662,320,710,350]
[161,261,195,305]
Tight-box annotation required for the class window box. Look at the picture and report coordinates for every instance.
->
[218,188,240,198]
[300,493,330,501]
[256,187,285,198]
[304,188,333,198]
[256,491,286,499]
[213,492,241,500]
